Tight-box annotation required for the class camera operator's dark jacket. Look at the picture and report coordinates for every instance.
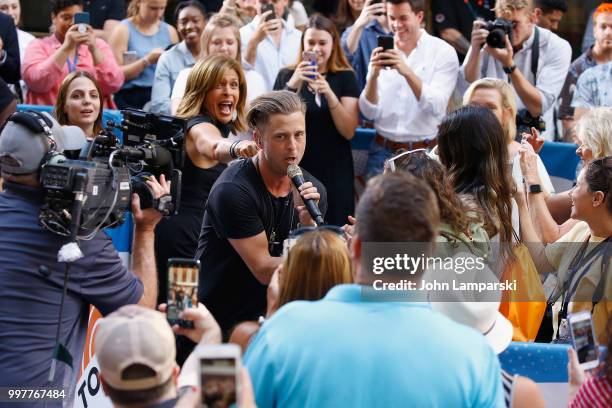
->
[0,181,143,405]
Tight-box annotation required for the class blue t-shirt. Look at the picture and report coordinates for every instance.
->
[0,182,143,405]
[245,284,505,408]
[122,19,173,89]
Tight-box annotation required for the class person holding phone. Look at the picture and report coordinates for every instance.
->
[273,14,359,226]
[567,315,612,407]
[341,0,390,90]
[108,0,179,109]
[359,0,459,178]
[21,0,123,108]
[240,0,302,90]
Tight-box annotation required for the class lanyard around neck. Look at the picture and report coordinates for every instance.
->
[66,48,79,73]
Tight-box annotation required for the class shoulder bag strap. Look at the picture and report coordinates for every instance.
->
[531,27,540,86]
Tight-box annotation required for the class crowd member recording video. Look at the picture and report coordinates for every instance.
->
[195,90,327,336]
[516,156,612,344]
[436,105,514,263]
[0,112,169,403]
[156,55,258,307]
[567,315,612,406]
[53,70,103,140]
[171,13,266,114]
[21,0,123,108]
[274,14,359,226]
[231,228,353,350]
[108,0,179,109]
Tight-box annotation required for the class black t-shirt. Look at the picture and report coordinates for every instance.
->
[83,0,126,30]
[432,0,496,55]
[195,159,327,334]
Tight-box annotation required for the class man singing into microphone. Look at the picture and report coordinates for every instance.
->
[194,91,327,336]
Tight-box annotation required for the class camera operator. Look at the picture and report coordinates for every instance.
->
[194,90,327,337]
[460,0,571,141]
[0,111,169,401]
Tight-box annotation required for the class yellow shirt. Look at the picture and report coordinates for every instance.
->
[545,221,610,343]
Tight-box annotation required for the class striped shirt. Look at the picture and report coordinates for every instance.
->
[501,369,516,408]
[570,376,612,408]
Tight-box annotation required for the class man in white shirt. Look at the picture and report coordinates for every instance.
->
[359,0,459,178]
[240,0,302,91]
[460,0,571,141]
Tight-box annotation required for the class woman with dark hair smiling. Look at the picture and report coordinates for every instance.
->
[274,14,359,226]
[53,70,103,140]
[21,0,123,108]
[437,105,514,261]
[151,0,207,114]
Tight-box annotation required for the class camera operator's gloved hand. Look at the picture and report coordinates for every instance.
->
[132,174,170,231]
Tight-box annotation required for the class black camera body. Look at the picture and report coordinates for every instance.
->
[38,110,186,238]
[515,109,546,141]
[485,18,513,48]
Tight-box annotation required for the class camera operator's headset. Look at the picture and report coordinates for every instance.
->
[5,111,64,172]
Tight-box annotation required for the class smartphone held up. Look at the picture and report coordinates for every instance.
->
[302,51,318,79]
[167,258,200,329]
[569,311,600,370]
[198,344,242,408]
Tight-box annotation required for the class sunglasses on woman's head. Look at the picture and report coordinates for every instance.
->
[384,148,428,173]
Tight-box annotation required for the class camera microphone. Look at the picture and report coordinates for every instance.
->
[287,164,324,226]
[118,145,174,173]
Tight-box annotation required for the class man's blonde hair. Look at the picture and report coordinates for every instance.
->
[463,78,518,142]
[495,0,533,15]
[575,108,612,159]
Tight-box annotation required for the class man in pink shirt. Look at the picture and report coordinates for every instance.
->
[21,0,123,108]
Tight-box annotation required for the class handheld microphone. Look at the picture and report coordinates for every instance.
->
[287,164,324,226]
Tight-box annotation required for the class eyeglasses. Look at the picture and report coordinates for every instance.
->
[383,148,428,173]
[283,225,347,257]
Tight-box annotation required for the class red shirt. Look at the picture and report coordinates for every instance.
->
[570,376,612,408]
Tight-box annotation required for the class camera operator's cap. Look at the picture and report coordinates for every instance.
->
[95,304,176,391]
[0,111,86,174]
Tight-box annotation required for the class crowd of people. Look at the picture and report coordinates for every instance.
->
[0,0,611,407]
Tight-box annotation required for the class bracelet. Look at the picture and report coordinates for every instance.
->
[141,57,149,69]
[229,140,242,159]
[329,101,340,110]
[284,84,298,92]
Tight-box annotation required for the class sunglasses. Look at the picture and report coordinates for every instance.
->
[282,225,347,257]
[383,148,428,173]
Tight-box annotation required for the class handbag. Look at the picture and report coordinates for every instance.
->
[499,230,547,342]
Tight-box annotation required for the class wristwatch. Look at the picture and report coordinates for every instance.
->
[529,184,542,194]
[503,64,516,74]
